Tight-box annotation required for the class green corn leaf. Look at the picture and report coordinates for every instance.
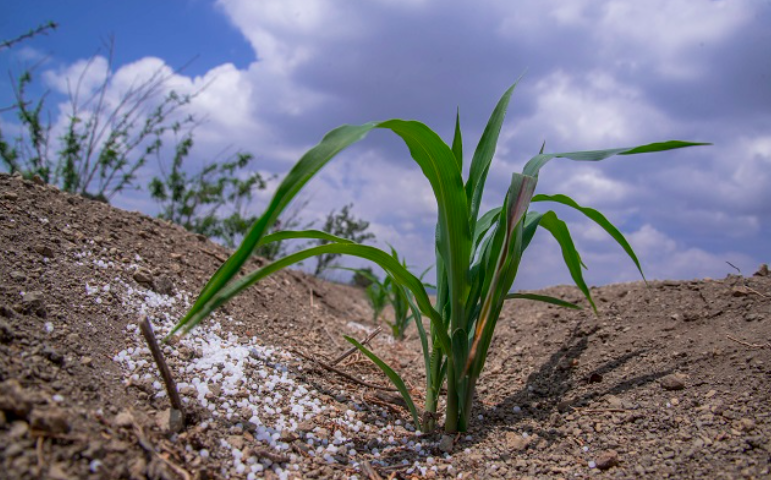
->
[538,211,596,313]
[433,244,449,328]
[466,173,535,374]
[618,140,712,155]
[470,223,525,379]
[175,124,378,334]
[523,141,710,178]
[258,229,356,247]
[175,242,453,356]
[417,264,434,282]
[505,292,582,309]
[465,81,519,231]
[532,193,645,281]
[522,211,542,251]
[472,207,502,251]
[378,119,471,341]
[344,336,422,429]
[174,119,471,347]
[403,286,432,384]
[452,108,463,170]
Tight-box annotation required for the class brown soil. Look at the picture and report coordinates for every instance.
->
[1,172,770,480]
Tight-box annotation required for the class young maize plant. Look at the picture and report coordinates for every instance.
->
[168,81,708,433]
[339,266,390,323]
[342,247,431,339]
[367,280,389,324]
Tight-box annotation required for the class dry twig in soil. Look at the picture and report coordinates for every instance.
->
[361,460,383,480]
[330,327,383,366]
[726,334,771,349]
[254,448,290,464]
[36,437,44,477]
[291,348,398,391]
[132,421,191,480]
[139,317,185,427]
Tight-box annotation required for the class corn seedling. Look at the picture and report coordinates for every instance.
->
[169,80,708,433]
[363,270,390,323]
[342,247,432,339]
[333,265,389,322]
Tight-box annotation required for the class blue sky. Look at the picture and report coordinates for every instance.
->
[2,0,770,289]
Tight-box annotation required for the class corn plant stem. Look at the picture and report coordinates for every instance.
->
[445,361,460,432]
[139,317,185,415]
[460,374,479,431]
[423,351,443,431]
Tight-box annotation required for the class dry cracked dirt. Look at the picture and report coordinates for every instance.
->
[1,172,770,480]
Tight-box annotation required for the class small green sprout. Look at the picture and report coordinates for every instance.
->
[342,247,432,339]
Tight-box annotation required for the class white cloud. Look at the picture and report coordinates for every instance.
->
[552,168,635,205]
[495,0,752,80]
[625,224,754,280]
[43,56,110,96]
[7,0,768,290]
[216,0,363,74]
[596,0,752,79]
[518,222,755,290]
[523,70,671,148]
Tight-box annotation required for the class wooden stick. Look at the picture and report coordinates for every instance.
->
[291,348,397,392]
[322,323,341,349]
[199,248,228,263]
[361,460,383,480]
[330,327,383,366]
[254,448,289,464]
[36,437,44,477]
[139,317,185,417]
[745,286,768,298]
[132,422,191,480]
[574,408,628,414]
[726,334,771,349]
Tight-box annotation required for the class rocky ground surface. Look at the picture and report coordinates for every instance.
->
[1,172,770,479]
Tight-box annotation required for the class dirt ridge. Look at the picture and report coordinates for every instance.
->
[1,172,770,479]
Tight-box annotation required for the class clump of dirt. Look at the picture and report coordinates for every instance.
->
[1,171,770,479]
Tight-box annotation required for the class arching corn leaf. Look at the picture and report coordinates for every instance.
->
[505,292,582,309]
[537,211,596,313]
[257,229,356,247]
[175,124,378,335]
[523,141,710,178]
[344,336,421,428]
[174,242,453,356]
[379,119,471,339]
[532,193,645,281]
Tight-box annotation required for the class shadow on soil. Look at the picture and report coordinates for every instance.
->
[373,319,681,469]
[465,320,677,449]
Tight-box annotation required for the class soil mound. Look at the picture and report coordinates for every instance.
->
[1,173,769,479]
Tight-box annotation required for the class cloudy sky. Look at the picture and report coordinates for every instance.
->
[2,0,770,290]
